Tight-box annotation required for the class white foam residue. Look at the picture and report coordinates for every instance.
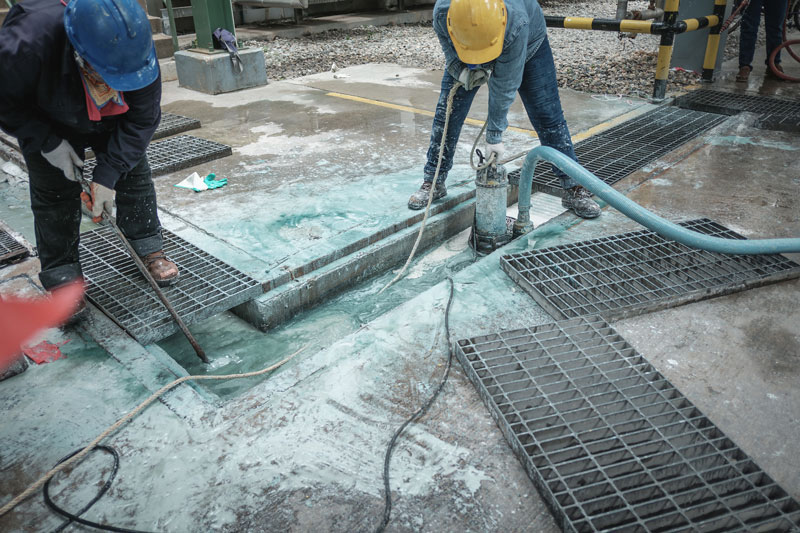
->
[236,125,359,157]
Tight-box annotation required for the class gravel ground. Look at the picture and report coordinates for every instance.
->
[247,1,753,97]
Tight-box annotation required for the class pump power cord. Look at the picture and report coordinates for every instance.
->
[0,348,305,523]
[376,277,456,533]
[378,82,462,295]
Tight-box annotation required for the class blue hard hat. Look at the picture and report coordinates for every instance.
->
[64,0,158,92]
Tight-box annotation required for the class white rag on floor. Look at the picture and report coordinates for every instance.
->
[174,172,208,192]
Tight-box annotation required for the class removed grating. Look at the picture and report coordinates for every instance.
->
[0,229,28,264]
[508,107,726,197]
[501,219,800,321]
[455,315,800,532]
[78,226,262,345]
[152,112,202,140]
[83,135,232,179]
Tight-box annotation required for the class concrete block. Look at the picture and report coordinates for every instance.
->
[153,34,175,60]
[174,48,268,95]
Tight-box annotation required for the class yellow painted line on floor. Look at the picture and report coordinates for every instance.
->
[326,91,650,144]
[326,91,537,136]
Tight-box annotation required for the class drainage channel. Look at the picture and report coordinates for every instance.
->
[674,89,800,132]
[455,315,800,532]
[157,228,477,399]
[508,107,727,197]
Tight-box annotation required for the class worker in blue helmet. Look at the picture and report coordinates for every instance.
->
[0,0,178,302]
[408,0,601,220]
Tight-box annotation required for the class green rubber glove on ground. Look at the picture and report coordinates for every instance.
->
[203,173,228,189]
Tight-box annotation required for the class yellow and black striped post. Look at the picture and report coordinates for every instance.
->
[543,6,721,101]
[653,0,680,100]
[702,0,729,81]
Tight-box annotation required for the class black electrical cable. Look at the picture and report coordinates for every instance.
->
[43,445,154,533]
[376,277,456,533]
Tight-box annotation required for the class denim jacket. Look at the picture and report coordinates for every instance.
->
[433,0,547,144]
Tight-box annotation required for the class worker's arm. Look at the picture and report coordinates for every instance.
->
[433,9,469,82]
[0,5,62,154]
[91,73,162,189]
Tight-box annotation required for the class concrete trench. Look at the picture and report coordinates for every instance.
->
[1,45,799,532]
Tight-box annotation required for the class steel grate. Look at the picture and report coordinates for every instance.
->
[83,135,232,179]
[501,218,800,321]
[78,226,262,345]
[455,315,800,533]
[674,89,800,131]
[0,229,28,264]
[508,107,726,197]
[152,112,202,140]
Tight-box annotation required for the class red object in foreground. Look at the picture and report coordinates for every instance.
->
[0,281,84,370]
[22,340,70,364]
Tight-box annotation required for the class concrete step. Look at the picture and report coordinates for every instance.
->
[148,14,163,34]
[153,33,175,60]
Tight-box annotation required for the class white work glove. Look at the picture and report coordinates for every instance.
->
[80,182,115,223]
[486,142,505,164]
[41,139,83,182]
[457,67,491,91]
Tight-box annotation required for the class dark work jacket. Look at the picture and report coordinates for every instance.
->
[0,0,161,188]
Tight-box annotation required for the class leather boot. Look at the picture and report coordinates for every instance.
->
[141,251,179,287]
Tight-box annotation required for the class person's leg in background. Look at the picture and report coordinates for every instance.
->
[764,0,788,76]
[738,0,764,80]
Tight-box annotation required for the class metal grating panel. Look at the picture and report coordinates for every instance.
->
[78,227,262,345]
[674,90,800,129]
[0,229,28,264]
[83,135,231,179]
[455,315,800,533]
[508,107,726,197]
[152,113,202,140]
[501,219,800,321]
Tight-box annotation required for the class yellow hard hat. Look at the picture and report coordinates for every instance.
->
[447,0,507,65]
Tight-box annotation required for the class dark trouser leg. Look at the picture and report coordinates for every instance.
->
[764,0,787,64]
[422,71,479,184]
[114,156,163,256]
[25,150,84,290]
[739,0,763,67]
[517,37,579,190]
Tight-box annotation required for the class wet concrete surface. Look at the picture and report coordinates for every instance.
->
[1,41,799,532]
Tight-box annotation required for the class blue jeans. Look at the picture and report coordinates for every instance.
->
[423,36,578,190]
[739,0,788,67]
[24,150,164,290]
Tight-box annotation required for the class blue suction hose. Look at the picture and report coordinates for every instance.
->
[515,146,800,255]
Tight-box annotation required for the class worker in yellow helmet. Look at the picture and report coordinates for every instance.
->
[408,0,600,219]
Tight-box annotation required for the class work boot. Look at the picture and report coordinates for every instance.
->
[562,186,601,219]
[735,65,751,82]
[765,64,785,80]
[142,251,179,287]
[408,181,447,210]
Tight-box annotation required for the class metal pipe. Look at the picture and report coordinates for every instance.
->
[163,0,180,53]
[235,0,308,8]
[616,0,628,20]
[515,146,800,254]
[631,8,665,20]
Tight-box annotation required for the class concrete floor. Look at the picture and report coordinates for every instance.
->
[1,32,799,532]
